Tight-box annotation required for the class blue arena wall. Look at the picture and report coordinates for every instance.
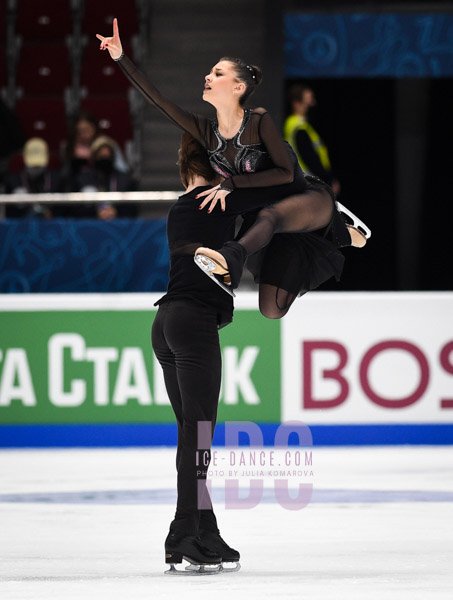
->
[285,13,453,78]
[1,424,453,447]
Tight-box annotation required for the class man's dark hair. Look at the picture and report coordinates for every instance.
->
[288,83,313,105]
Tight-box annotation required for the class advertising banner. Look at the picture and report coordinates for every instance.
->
[1,292,452,446]
[0,294,280,426]
[282,293,453,425]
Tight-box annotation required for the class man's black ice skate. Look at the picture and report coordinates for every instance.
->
[186,530,241,573]
[194,241,246,297]
[164,530,222,575]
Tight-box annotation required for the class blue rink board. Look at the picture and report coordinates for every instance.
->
[0,424,452,447]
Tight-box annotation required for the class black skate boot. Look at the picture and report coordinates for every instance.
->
[194,241,247,296]
[164,530,222,575]
[198,529,241,572]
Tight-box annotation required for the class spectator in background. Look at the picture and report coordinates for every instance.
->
[79,136,135,192]
[6,137,60,218]
[78,135,137,220]
[284,83,340,196]
[60,111,99,193]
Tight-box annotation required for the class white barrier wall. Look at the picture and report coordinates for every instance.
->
[282,293,453,425]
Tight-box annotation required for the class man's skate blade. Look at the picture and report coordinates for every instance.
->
[165,561,221,575]
[336,201,372,239]
[194,255,235,297]
[220,561,241,572]
[185,561,240,573]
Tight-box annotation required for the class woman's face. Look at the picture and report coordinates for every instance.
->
[203,61,242,106]
[76,119,97,143]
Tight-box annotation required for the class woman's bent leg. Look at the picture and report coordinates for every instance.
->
[238,188,334,256]
[195,189,334,291]
[258,284,297,319]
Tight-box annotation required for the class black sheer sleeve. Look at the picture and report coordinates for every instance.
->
[221,111,295,190]
[117,55,209,147]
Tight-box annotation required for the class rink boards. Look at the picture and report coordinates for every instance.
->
[0,292,452,446]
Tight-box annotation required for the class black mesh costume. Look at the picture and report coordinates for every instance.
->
[118,56,349,314]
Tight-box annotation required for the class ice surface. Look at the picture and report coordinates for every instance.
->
[1,446,453,599]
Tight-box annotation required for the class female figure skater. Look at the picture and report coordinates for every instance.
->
[96,19,370,317]
[152,133,241,574]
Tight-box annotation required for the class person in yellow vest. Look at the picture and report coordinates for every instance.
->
[284,83,340,196]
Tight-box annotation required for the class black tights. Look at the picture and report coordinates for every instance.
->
[258,284,297,319]
[240,188,334,319]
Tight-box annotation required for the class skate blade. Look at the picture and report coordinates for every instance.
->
[194,255,235,298]
[220,561,241,573]
[165,561,222,575]
[336,201,372,240]
[185,561,241,573]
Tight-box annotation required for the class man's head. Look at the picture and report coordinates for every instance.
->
[178,132,220,188]
[288,83,316,117]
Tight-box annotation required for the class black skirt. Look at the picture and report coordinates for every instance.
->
[245,175,349,296]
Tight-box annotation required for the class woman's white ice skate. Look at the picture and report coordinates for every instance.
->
[336,201,372,248]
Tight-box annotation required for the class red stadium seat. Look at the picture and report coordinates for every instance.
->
[82,1,138,36]
[16,0,72,40]
[15,96,68,149]
[81,43,132,93]
[17,43,71,94]
[81,95,132,147]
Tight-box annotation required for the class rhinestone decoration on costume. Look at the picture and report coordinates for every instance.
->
[208,109,269,180]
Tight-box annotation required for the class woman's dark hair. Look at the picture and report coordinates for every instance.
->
[220,56,263,106]
[178,132,218,188]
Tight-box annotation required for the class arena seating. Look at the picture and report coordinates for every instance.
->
[81,96,133,147]
[14,96,68,148]
[17,43,71,94]
[81,43,132,93]
[82,1,138,36]
[7,0,140,171]
[15,0,72,40]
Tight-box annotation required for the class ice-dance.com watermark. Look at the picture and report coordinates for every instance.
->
[197,421,314,511]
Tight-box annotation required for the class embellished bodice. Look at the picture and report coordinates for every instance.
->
[207,110,272,180]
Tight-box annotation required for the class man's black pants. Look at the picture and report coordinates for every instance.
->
[151,299,221,535]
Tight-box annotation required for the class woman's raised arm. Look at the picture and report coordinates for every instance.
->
[96,19,209,146]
